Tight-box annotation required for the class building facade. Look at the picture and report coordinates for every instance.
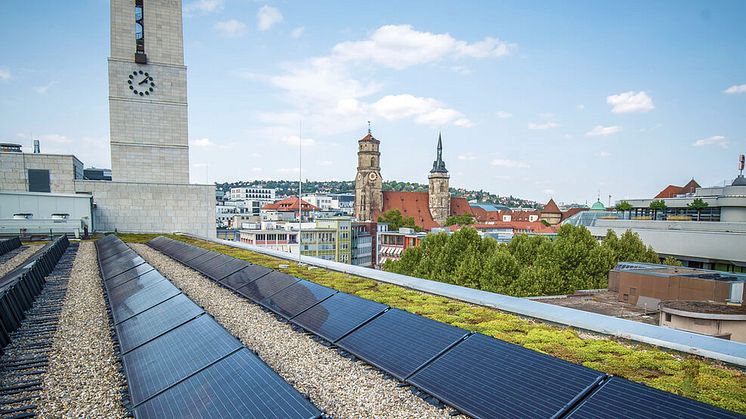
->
[229,187,276,202]
[354,131,383,222]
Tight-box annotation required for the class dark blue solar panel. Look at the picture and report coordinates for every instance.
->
[567,377,743,419]
[123,314,243,406]
[408,333,606,419]
[101,254,146,280]
[111,280,181,325]
[291,292,388,343]
[147,236,169,251]
[116,294,205,354]
[184,251,221,270]
[261,280,337,319]
[198,255,250,281]
[236,271,299,303]
[105,264,155,291]
[108,270,167,307]
[220,265,272,291]
[134,348,321,419]
[336,308,468,380]
[170,245,209,264]
[98,243,132,261]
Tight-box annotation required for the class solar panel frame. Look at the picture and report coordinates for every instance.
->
[291,291,388,343]
[236,270,300,304]
[336,308,469,380]
[133,348,322,419]
[116,294,205,354]
[123,314,243,406]
[111,280,182,325]
[261,280,338,319]
[407,333,607,419]
[219,265,273,291]
[101,255,147,280]
[566,377,743,419]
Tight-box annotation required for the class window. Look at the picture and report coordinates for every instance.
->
[664,313,672,322]
[135,0,144,52]
[28,169,50,192]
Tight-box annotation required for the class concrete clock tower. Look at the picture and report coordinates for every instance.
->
[428,133,450,225]
[354,128,383,222]
[108,0,190,183]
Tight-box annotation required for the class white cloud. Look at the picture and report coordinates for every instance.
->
[692,135,728,148]
[0,67,10,81]
[495,111,513,119]
[38,134,71,144]
[457,153,477,161]
[277,167,300,173]
[33,81,58,94]
[257,5,283,31]
[597,151,612,158]
[528,121,559,130]
[191,138,215,148]
[372,94,472,127]
[543,189,555,195]
[724,84,746,94]
[185,0,223,13]
[606,91,654,113]
[290,27,305,39]
[280,135,315,147]
[317,160,333,166]
[331,24,515,70]
[215,20,247,37]
[586,125,622,137]
[490,159,530,168]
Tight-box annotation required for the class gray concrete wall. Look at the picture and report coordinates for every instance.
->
[75,180,215,238]
[0,153,80,194]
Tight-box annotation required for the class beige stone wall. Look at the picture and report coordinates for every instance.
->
[428,173,450,225]
[0,153,79,194]
[661,312,746,343]
[111,0,184,65]
[75,180,215,238]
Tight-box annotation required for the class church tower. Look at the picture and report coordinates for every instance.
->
[108,0,190,183]
[428,133,450,225]
[354,128,383,221]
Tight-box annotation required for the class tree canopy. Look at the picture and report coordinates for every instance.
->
[384,225,660,297]
[377,209,420,231]
[445,214,475,226]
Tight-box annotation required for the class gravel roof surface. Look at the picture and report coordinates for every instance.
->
[0,245,42,278]
[38,241,127,417]
[132,243,453,419]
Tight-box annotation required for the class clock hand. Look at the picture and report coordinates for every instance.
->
[139,78,149,85]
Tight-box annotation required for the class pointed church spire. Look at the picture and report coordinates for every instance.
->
[431,132,447,173]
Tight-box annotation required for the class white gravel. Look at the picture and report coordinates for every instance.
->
[38,241,127,418]
[132,243,452,419]
[0,245,42,277]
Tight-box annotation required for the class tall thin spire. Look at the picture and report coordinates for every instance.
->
[430,132,447,173]
[367,120,371,134]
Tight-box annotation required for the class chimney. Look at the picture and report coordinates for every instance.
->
[33,139,40,154]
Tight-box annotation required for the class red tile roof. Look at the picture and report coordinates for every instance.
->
[262,196,320,211]
[472,221,558,234]
[542,198,561,214]
[655,179,700,199]
[380,192,473,230]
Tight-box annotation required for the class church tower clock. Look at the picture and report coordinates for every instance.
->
[354,127,383,222]
[108,0,190,184]
[428,133,451,226]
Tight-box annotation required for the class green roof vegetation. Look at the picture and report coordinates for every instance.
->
[118,233,746,414]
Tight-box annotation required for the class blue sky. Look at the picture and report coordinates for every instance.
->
[1,0,745,204]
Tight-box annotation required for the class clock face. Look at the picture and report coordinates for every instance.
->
[127,70,156,97]
[368,172,378,181]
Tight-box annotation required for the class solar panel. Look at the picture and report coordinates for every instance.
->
[336,308,468,380]
[261,280,337,319]
[198,255,250,281]
[408,333,606,419]
[116,294,205,354]
[123,314,243,406]
[291,292,388,343]
[105,264,155,291]
[111,280,181,325]
[236,270,300,303]
[170,245,209,264]
[184,251,221,270]
[134,348,322,419]
[108,270,167,308]
[220,265,273,291]
[100,248,137,265]
[566,377,743,419]
[98,244,132,261]
[101,255,146,280]
[147,236,170,251]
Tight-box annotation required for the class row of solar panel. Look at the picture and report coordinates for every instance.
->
[149,236,742,419]
[0,235,69,355]
[95,235,321,419]
[0,237,22,257]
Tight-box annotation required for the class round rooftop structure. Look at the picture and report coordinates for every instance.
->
[590,200,606,211]
[733,175,746,186]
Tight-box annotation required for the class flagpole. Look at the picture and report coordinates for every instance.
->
[298,120,303,265]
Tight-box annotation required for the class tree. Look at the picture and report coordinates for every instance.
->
[445,214,475,226]
[663,256,682,266]
[507,234,548,267]
[615,230,659,263]
[649,200,667,220]
[377,209,419,231]
[479,247,520,293]
[615,201,633,219]
[687,198,709,221]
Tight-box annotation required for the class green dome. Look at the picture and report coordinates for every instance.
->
[590,200,605,211]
